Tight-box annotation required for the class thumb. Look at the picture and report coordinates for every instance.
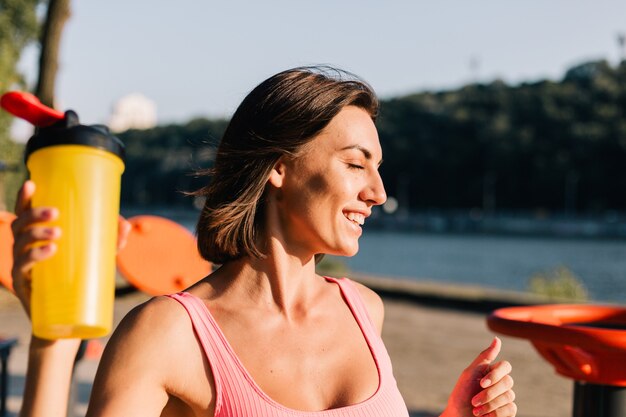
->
[470,337,501,368]
[14,180,35,215]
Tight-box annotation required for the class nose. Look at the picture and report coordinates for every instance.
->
[361,170,387,206]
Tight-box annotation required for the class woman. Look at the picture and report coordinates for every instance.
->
[12,67,516,417]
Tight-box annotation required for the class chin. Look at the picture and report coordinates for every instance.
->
[329,243,360,258]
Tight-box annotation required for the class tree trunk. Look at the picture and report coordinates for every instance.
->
[35,0,71,108]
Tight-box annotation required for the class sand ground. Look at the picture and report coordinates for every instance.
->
[0,283,572,417]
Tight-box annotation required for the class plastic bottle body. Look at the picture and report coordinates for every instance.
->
[27,144,124,339]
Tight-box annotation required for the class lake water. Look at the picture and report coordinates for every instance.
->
[337,231,626,303]
[126,209,626,303]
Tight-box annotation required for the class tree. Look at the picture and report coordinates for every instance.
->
[0,0,42,210]
[35,0,71,107]
[0,0,71,209]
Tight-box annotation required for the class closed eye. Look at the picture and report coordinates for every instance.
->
[347,163,365,170]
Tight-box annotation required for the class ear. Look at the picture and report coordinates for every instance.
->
[268,158,287,189]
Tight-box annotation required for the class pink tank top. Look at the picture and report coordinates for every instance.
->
[167,276,409,417]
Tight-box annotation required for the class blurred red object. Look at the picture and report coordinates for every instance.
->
[116,215,211,296]
[488,304,626,386]
[0,212,16,293]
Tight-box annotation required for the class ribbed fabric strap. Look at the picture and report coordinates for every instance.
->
[167,278,409,417]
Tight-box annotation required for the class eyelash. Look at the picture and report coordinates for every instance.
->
[347,163,365,170]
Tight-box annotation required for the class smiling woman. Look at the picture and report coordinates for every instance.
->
[11,66,517,417]
[192,67,381,264]
[267,106,386,258]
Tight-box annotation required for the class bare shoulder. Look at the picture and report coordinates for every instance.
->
[350,280,385,335]
[88,296,213,415]
[94,295,198,383]
[105,295,193,360]
[103,295,209,383]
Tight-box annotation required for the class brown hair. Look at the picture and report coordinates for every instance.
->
[192,66,378,264]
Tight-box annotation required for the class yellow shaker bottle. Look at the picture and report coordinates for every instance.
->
[24,110,125,339]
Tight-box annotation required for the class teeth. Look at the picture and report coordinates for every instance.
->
[345,212,365,226]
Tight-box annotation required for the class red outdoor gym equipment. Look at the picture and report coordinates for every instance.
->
[488,304,626,417]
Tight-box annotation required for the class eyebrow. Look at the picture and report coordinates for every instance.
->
[340,145,383,166]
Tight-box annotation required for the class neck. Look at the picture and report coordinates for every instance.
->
[213,240,321,319]
[208,191,330,317]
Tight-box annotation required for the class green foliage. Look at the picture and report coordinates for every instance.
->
[0,0,41,210]
[0,0,40,91]
[528,266,588,301]
[0,141,25,211]
[118,59,626,214]
[377,59,626,213]
[118,117,228,207]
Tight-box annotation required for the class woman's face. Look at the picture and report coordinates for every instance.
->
[270,105,386,258]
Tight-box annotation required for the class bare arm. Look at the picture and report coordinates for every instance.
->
[19,293,212,417]
[20,338,80,417]
[11,181,132,417]
[12,181,81,417]
[85,300,171,416]
[86,296,215,416]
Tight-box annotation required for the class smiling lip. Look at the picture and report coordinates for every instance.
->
[343,210,369,227]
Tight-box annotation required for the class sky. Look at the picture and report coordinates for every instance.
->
[14,0,626,130]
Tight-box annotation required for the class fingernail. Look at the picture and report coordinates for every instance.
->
[42,242,56,253]
[42,208,56,219]
[473,407,481,416]
[472,396,482,407]
[481,378,491,388]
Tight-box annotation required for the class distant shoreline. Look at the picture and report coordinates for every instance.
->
[121,206,626,240]
[349,273,590,313]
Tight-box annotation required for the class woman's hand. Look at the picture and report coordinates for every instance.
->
[11,180,61,315]
[442,337,517,417]
[12,180,132,417]
[11,180,132,317]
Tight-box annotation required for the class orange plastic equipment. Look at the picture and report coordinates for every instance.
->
[116,215,211,296]
[488,305,626,386]
[0,212,16,293]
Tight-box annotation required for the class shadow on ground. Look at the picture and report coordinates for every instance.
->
[409,410,439,417]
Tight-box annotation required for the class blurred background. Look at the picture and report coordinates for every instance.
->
[2,0,626,303]
[3,2,626,416]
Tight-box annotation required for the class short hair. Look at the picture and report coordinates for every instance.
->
[192,66,379,264]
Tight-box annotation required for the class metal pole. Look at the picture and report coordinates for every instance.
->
[573,382,626,417]
[0,339,17,417]
[0,355,7,417]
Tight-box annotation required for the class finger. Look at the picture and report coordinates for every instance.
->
[11,207,59,238]
[11,243,58,295]
[470,337,501,369]
[472,374,514,408]
[480,360,512,389]
[477,400,517,417]
[13,225,61,256]
[14,181,35,215]
[473,389,516,416]
[13,243,58,275]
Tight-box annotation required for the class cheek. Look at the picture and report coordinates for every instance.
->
[303,172,332,194]
[280,170,330,218]
[301,170,355,208]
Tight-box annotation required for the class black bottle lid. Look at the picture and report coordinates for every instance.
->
[24,110,125,163]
